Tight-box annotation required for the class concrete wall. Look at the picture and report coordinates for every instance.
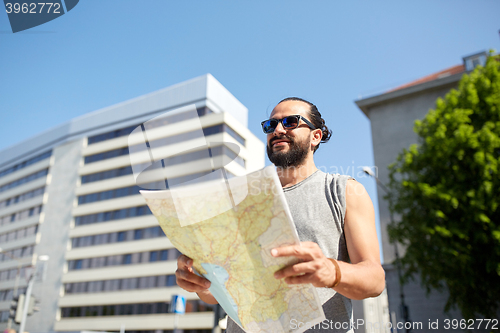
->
[384,265,465,333]
[358,80,470,331]
[28,139,83,332]
[365,84,457,264]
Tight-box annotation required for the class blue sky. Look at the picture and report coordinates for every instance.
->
[1,1,499,261]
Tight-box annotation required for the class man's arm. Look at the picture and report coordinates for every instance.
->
[272,180,385,300]
[176,255,218,304]
[334,179,385,299]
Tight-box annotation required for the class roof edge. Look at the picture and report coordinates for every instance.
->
[355,71,464,117]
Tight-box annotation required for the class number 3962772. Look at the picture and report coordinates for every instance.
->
[5,3,61,14]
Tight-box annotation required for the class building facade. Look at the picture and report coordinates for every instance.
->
[0,74,265,333]
[355,52,488,332]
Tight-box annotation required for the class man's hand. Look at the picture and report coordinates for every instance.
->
[175,255,218,304]
[272,242,339,288]
[176,254,211,292]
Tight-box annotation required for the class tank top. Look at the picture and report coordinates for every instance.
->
[226,170,354,333]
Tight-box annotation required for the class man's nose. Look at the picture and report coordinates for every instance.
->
[273,121,287,135]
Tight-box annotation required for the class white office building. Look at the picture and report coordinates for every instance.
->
[0,74,265,333]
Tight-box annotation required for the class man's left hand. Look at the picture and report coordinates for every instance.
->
[272,241,338,288]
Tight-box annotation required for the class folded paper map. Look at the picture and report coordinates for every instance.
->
[140,166,325,333]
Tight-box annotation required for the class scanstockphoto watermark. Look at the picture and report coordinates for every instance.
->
[3,0,79,33]
[290,318,499,331]
[290,318,423,331]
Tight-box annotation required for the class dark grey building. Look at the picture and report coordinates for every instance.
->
[355,52,488,332]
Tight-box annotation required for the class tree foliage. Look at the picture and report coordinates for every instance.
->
[387,53,500,319]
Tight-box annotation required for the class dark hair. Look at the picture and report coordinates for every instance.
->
[278,97,332,152]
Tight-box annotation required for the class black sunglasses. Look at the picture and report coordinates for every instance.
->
[261,115,316,134]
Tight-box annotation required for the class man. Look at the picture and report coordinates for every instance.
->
[176,97,385,332]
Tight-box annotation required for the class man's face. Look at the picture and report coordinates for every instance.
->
[266,100,314,168]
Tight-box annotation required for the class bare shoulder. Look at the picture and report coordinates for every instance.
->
[345,178,371,207]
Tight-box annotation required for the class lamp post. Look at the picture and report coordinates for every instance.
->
[0,247,23,331]
[362,167,411,332]
[18,254,49,333]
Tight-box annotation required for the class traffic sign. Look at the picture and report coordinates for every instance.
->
[171,295,186,314]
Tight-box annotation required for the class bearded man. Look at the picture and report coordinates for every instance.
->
[176,97,385,332]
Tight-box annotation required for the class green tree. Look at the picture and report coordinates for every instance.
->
[387,53,500,319]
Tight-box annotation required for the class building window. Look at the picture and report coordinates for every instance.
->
[78,185,141,205]
[463,52,487,71]
[64,274,178,295]
[224,124,246,146]
[0,187,45,209]
[0,246,35,264]
[86,108,213,146]
[1,205,42,227]
[0,287,27,302]
[74,205,152,226]
[0,169,48,194]
[0,266,30,282]
[117,231,126,242]
[123,254,132,265]
[0,151,51,179]
[81,166,133,184]
[84,123,245,165]
[67,248,180,271]
[61,300,214,318]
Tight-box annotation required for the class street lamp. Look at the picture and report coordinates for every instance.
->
[18,254,49,333]
[0,247,23,330]
[362,167,411,332]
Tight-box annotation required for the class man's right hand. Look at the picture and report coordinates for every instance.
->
[175,255,218,304]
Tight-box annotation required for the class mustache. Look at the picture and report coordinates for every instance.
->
[269,135,294,146]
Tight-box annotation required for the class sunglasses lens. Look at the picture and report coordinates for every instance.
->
[262,120,277,133]
[282,116,299,129]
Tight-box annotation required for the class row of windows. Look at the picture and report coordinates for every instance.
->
[61,299,213,318]
[0,169,48,194]
[78,147,241,205]
[84,123,243,165]
[81,165,133,184]
[0,187,44,210]
[71,226,165,248]
[0,245,35,265]
[87,107,212,145]
[67,248,181,271]
[0,205,42,226]
[0,150,51,179]
[84,147,129,165]
[74,205,151,226]
[82,160,235,193]
[135,169,236,190]
[78,185,142,205]
[224,124,246,146]
[64,274,177,294]
[0,287,27,302]
[88,124,138,146]
[224,145,245,168]
[0,264,32,282]
[0,224,38,245]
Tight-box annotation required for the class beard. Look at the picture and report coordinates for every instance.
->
[266,134,310,168]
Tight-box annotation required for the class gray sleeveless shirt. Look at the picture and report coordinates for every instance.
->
[227,170,354,333]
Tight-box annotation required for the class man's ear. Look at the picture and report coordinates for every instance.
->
[311,128,322,148]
